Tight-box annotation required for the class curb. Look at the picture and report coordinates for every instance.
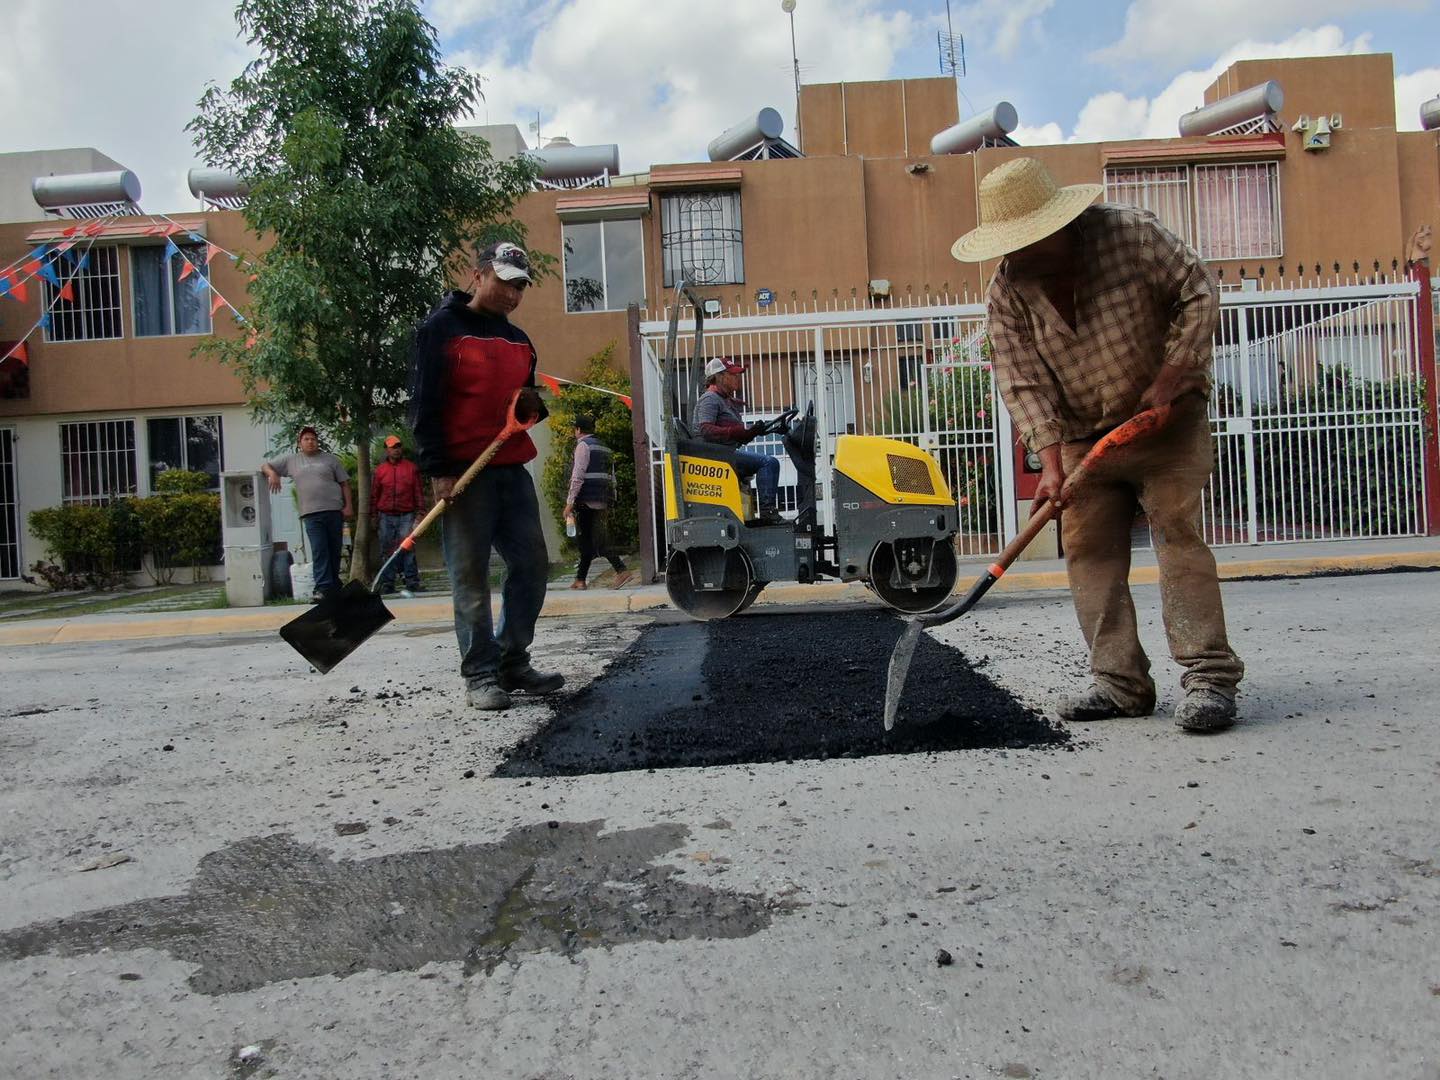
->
[2,549,1437,648]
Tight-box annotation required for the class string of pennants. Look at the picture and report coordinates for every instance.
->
[2,210,635,410]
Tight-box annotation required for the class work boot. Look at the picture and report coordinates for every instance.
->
[466,683,512,711]
[497,666,565,695]
[1057,684,1152,722]
[1174,688,1237,733]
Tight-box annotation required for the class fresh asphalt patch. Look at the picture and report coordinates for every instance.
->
[497,607,1071,777]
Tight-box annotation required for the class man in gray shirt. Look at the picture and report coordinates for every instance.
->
[262,426,352,600]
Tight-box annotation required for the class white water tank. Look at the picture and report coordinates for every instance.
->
[930,103,1019,155]
[1178,82,1283,137]
[530,139,621,181]
[32,170,141,212]
[1421,95,1440,131]
[708,108,785,161]
[188,168,250,201]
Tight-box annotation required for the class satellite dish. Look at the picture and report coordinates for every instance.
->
[781,0,796,11]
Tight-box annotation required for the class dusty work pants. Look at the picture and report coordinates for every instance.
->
[440,464,549,689]
[1060,395,1244,711]
[377,511,421,590]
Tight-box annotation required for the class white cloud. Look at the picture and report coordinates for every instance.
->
[1016,26,1373,145]
[1011,122,1064,145]
[0,0,250,216]
[1094,0,1421,66]
[958,0,1054,60]
[1394,67,1440,130]
[448,0,915,172]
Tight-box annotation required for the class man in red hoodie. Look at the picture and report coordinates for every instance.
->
[371,435,425,595]
[408,241,559,712]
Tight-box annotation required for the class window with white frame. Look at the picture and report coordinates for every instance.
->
[43,246,123,342]
[60,419,136,504]
[132,244,213,336]
[562,219,646,312]
[147,414,224,489]
[661,191,744,287]
[0,428,18,579]
[1103,165,1193,244]
[1193,162,1281,260]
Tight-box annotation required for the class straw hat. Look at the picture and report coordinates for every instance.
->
[951,158,1103,263]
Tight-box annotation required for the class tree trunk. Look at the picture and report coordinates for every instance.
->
[350,438,375,582]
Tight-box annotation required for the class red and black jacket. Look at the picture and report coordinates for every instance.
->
[408,291,547,477]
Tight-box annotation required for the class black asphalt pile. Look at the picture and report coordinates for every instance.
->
[497,608,1069,777]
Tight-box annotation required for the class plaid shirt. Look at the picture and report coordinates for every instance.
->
[987,204,1220,451]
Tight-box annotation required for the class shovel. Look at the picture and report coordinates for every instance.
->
[279,389,541,674]
[882,404,1173,731]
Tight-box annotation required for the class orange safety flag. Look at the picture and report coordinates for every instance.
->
[61,225,79,237]
[206,243,219,265]
[619,394,633,410]
[58,281,75,303]
[10,279,28,303]
[83,221,105,236]
[538,372,563,396]
[210,292,226,316]
[22,260,41,276]
[178,260,194,282]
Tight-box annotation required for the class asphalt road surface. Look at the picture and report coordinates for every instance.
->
[1,572,1437,1079]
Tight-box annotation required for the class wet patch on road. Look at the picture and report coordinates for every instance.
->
[0,821,781,994]
[497,608,1068,777]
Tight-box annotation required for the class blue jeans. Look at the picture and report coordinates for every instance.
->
[440,464,549,688]
[377,512,421,589]
[731,450,780,510]
[302,510,344,596]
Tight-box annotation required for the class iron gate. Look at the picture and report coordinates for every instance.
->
[638,280,1430,569]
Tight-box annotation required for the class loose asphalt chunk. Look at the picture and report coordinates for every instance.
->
[496,607,1069,777]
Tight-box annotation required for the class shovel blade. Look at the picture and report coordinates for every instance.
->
[279,580,395,674]
[883,618,925,731]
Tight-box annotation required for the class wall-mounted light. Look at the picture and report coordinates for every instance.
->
[702,299,722,317]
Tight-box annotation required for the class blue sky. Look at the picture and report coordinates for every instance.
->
[3,0,1438,213]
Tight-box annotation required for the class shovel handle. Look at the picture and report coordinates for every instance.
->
[370,389,542,586]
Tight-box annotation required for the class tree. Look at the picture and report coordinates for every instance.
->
[189,0,541,578]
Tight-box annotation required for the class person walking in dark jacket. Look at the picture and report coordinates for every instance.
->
[371,435,425,594]
[408,241,560,712]
[563,414,633,590]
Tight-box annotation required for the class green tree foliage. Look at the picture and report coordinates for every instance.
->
[539,345,638,552]
[27,502,144,590]
[189,0,541,579]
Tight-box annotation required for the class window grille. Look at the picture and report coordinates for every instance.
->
[0,429,18,578]
[562,219,646,312]
[661,191,744,286]
[147,414,224,489]
[1193,162,1281,260]
[43,246,123,342]
[132,245,212,336]
[60,419,136,504]
[1103,165,1193,244]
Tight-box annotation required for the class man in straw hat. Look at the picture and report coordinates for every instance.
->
[952,157,1243,733]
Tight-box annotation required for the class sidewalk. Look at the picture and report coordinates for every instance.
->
[3,536,1437,648]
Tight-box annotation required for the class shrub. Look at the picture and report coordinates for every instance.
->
[540,344,637,553]
[153,468,214,495]
[27,502,138,590]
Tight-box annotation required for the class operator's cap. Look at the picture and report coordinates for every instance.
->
[384,435,402,448]
[704,357,746,380]
[477,240,533,284]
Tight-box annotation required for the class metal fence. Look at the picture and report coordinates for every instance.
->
[638,278,1429,567]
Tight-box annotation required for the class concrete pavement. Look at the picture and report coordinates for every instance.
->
[3,536,1438,647]
[1,569,1438,1078]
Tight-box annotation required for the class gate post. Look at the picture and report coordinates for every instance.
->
[1410,261,1440,535]
[626,303,659,581]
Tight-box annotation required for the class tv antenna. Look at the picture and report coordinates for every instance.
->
[937,0,972,116]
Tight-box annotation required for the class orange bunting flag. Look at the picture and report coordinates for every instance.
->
[61,225,79,237]
[23,260,41,276]
[165,223,186,235]
[245,333,258,350]
[619,394,633,410]
[55,240,75,253]
[539,373,563,396]
[11,279,28,304]
[247,273,258,284]
[178,261,194,282]
[145,225,167,236]
[206,244,219,265]
[210,293,226,316]
[83,222,105,236]
[58,281,75,303]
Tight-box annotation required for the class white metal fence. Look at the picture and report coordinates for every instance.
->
[638,278,1429,567]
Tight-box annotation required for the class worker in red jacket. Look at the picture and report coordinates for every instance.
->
[371,435,426,594]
